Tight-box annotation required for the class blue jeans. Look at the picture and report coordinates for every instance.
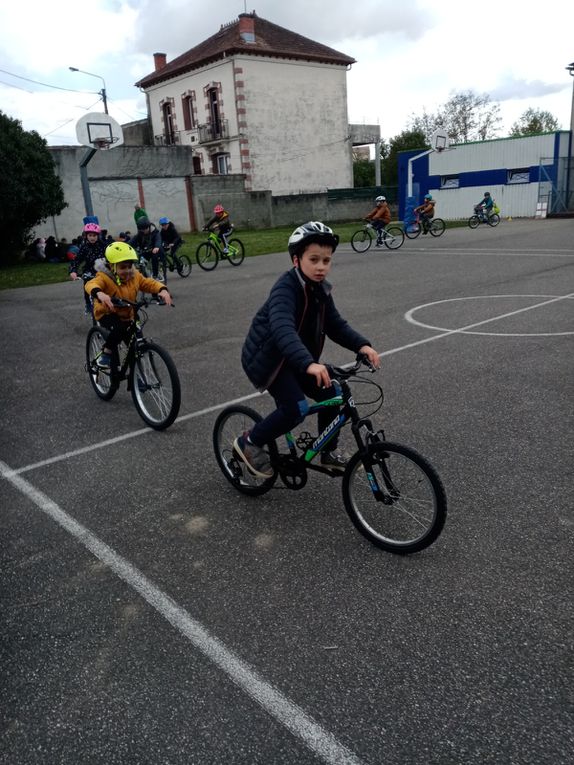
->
[249,365,340,449]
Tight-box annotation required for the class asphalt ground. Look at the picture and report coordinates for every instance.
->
[1,219,573,765]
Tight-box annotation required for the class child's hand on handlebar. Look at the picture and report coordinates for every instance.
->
[358,346,381,369]
[159,289,173,307]
[307,362,331,388]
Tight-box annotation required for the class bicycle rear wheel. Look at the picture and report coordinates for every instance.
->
[404,221,421,239]
[488,214,501,227]
[86,327,118,401]
[196,242,219,271]
[227,238,245,266]
[213,405,278,495]
[429,218,446,237]
[175,254,192,277]
[342,442,447,554]
[383,225,405,250]
[351,229,373,253]
[130,342,181,430]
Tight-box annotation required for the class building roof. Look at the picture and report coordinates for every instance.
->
[135,12,356,89]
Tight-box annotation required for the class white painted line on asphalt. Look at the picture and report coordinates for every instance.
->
[0,460,364,765]
[404,294,574,337]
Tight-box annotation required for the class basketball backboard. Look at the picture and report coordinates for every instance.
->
[76,112,124,149]
[430,128,450,152]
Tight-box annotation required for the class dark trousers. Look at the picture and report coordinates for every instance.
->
[250,365,340,449]
[99,314,131,354]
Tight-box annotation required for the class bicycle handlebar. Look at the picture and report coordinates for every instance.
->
[328,353,378,380]
[111,297,174,309]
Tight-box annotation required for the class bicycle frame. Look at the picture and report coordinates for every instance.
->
[279,377,378,472]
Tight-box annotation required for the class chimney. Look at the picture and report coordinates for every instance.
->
[238,13,255,43]
[153,52,167,71]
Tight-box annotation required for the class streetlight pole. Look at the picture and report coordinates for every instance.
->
[566,62,574,211]
[69,67,108,114]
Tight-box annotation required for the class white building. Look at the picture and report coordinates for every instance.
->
[135,12,356,196]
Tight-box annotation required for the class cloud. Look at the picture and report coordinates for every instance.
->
[490,75,570,102]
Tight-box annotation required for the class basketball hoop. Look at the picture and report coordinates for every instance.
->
[93,138,113,151]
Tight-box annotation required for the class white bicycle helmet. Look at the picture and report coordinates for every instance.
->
[375,195,386,203]
[287,221,339,259]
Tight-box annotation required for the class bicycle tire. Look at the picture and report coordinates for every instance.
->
[196,242,219,271]
[227,238,245,266]
[468,216,481,229]
[213,405,278,496]
[404,221,421,239]
[351,229,373,253]
[86,326,118,401]
[175,254,192,277]
[130,342,181,430]
[342,441,447,554]
[488,214,501,227]
[383,225,405,250]
[429,218,446,237]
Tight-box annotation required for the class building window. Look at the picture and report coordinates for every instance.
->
[207,87,222,137]
[440,175,459,189]
[182,94,195,131]
[507,168,530,184]
[212,153,230,175]
[162,101,176,145]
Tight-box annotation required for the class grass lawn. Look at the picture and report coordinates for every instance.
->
[0,221,464,290]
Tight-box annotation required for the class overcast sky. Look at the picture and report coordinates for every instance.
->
[1,0,573,146]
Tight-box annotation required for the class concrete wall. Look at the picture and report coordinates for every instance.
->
[35,145,375,241]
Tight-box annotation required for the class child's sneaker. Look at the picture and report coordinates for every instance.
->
[233,432,273,478]
[320,451,347,471]
[97,352,111,369]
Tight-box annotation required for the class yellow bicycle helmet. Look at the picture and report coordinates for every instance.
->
[105,241,138,264]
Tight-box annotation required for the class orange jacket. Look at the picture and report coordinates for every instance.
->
[365,203,391,224]
[85,269,167,322]
[414,200,435,217]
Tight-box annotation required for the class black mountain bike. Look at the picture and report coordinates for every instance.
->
[404,215,446,239]
[164,243,192,278]
[213,355,447,554]
[86,298,181,430]
[136,248,168,283]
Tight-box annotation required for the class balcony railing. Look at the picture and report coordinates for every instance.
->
[197,120,229,144]
[154,131,181,146]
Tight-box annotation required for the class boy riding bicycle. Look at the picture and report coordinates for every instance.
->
[203,204,232,253]
[364,196,391,246]
[85,241,172,369]
[234,221,380,479]
[413,194,435,234]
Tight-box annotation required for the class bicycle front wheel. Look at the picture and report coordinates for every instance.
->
[404,221,421,239]
[227,238,245,266]
[175,254,192,277]
[468,216,480,229]
[429,218,446,237]
[488,214,501,227]
[86,327,118,401]
[351,229,373,253]
[342,442,447,554]
[196,242,219,271]
[213,405,278,495]
[383,225,405,250]
[130,342,181,430]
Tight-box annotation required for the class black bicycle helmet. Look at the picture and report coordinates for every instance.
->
[136,217,151,230]
[287,221,339,260]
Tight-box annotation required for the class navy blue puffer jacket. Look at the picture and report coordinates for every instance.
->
[241,268,371,391]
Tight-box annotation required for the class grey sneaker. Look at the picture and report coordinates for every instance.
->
[233,432,273,479]
[320,450,347,471]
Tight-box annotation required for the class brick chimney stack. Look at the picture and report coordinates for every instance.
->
[153,52,167,71]
[238,13,255,43]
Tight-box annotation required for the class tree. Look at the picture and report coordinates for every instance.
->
[409,90,502,144]
[353,159,376,188]
[0,111,66,264]
[381,128,428,187]
[509,108,560,136]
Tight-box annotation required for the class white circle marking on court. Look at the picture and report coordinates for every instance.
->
[405,294,574,337]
